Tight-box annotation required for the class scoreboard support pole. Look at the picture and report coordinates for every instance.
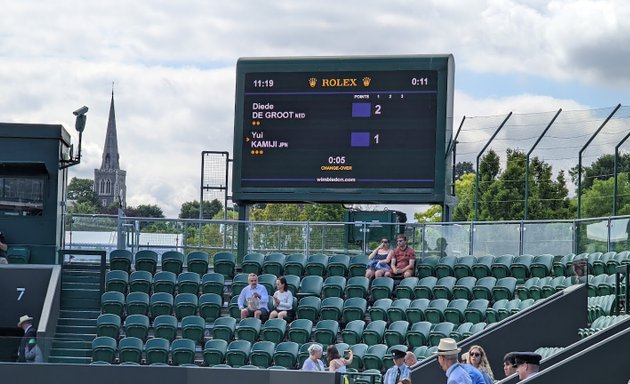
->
[236,203,250,265]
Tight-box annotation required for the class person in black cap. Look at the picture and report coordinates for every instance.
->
[503,352,517,378]
[513,352,542,380]
[384,348,411,384]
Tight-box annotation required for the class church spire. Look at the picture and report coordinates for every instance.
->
[100,87,120,170]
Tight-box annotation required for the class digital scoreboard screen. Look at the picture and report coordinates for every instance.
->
[232,55,454,204]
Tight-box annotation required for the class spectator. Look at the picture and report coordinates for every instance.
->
[513,352,542,380]
[384,234,416,279]
[269,276,294,321]
[435,237,448,257]
[467,345,494,384]
[0,231,7,264]
[25,338,43,363]
[17,315,36,362]
[404,351,417,368]
[398,379,412,384]
[460,352,469,364]
[366,238,392,279]
[302,343,325,371]
[434,338,471,384]
[503,352,517,378]
[237,273,269,320]
[327,344,353,384]
[384,349,411,384]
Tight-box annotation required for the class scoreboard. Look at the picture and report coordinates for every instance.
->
[232,55,454,204]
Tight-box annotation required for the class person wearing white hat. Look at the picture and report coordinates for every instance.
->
[17,315,36,362]
[434,338,472,384]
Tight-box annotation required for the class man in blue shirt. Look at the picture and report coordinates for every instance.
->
[384,348,411,384]
[238,273,269,320]
[435,338,472,384]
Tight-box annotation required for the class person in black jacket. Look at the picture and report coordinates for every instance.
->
[17,315,36,362]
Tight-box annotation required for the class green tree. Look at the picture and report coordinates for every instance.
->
[414,205,442,223]
[179,199,223,219]
[299,204,345,222]
[581,173,630,218]
[67,177,99,213]
[570,153,630,190]
[454,161,474,180]
[452,173,475,221]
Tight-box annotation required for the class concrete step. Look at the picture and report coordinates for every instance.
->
[58,318,98,327]
[56,325,97,335]
[60,310,101,320]
[47,356,92,364]
[54,333,96,342]
[62,288,101,299]
[52,340,93,350]
[63,282,101,290]
[50,348,92,358]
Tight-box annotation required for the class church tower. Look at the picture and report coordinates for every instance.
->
[94,89,127,208]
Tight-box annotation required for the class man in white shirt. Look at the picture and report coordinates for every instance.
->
[237,273,269,320]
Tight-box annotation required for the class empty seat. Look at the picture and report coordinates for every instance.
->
[368,298,392,322]
[342,297,368,323]
[515,277,540,300]
[530,254,554,278]
[177,271,201,295]
[471,255,494,279]
[187,251,210,276]
[450,322,474,342]
[296,296,321,322]
[416,256,439,278]
[607,251,630,275]
[429,322,455,346]
[362,320,387,346]
[125,291,150,316]
[273,341,299,369]
[171,338,196,365]
[453,256,476,279]
[213,252,236,278]
[153,314,178,342]
[145,337,170,365]
[153,271,177,295]
[312,319,339,345]
[433,276,457,300]
[250,340,276,368]
[464,299,489,324]
[96,313,121,339]
[510,255,534,283]
[492,277,518,301]
[486,299,508,324]
[305,254,329,276]
[242,252,265,275]
[199,293,223,322]
[395,277,419,300]
[348,255,369,278]
[212,316,237,342]
[109,249,133,273]
[284,254,307,277]
[105,270,128,294]
[472,276,497,300]
[387,298,412,322]
[435,256,457,278]
[592,251,615,276]
[370,277,394,301]
[160,250,184,275]
[91,336,117,363]
[262,253,286,276]
[362,344,388,371]
[322,275,347,298]
[259,318,287,344]
[342,320,366,345]
[320,297,344,321]
[101,291,125,317]
[406,298,430,324]
[384,320,409,347]
[553,253,576,277]
[345,276,370,299]
[424,299,448,324]
[175,292,198,319]
[235,317,262,343]
[129,270,153,294]
[150,292,174,318]
[124,314,150,341]
[452,276,477,300]
[297,275,323,298]
[287,318,313,344]
[204,339,228,366]
[444,298,468,325]
[134,250,158,274]
[118,336,143,364]
[406,321,432,348]
[182,315,206,343]
[491,255,514,279]
[414,276,438,300]
[328,255,350,277]
[201,272,225,296]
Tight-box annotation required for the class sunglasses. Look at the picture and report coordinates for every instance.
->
[470,352,482,357]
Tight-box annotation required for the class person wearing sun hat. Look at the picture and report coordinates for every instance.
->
[17,315,36,362]
[434,338,472,384]
[384,348,411,384]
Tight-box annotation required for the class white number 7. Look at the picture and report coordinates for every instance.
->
[17,287,25,301]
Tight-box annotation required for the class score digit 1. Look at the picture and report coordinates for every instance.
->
[373,134,380,144]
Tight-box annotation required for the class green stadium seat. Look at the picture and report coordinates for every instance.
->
[414,276,438,300]
[492,277,517,301]
[587,252,603,273]
[406,298,430,324]
[510,255,534,283]
[145,337,170,365]
[187,251,210,276]
[250,340,275,368]
[204,339,228,366]
[491,254,514,279]
[387,298,411,322]
[283,274,300,296]
[328,255,350,277]
[175,292,198,319]
[348,255,369,278]
[212,316,237,342]
[153,271,176,295]
[258,273,278,296]
[368,298,392,322]
[472,276,497,300]
[412,346,429,360]
[129,270,153,294]
[177,271,201,295]
[134,250,158,275]
[101,291,125,317]
[322,275,347,298]
[416,256,439,278]
[464,299,489,324]
[287,318,312,344]
[160,250,184,275]
[542,276,566,298]
[199,293,222,322]
[354,369,382,384]
[500,299,521,321]
[91,336,117,364]
[235,317,262,343]
[213,252,236,279]
[370,277,394,301]
[515,277,540,300]
[530,254,554,278]
[320,297,344,321]
[485,299,507,323]
[424,298,448,324]
[529,276,552,300]
[444,298,468,325]
[347,343,368,370]
[362,320,386,346]
[362,344,388,371]
[406,321,432,348]
[118,336,143,364]
[450,322,474,341]
[126,291,150,316]
[153,315,178,342]
[124,314,149,341]
[395,277,419,299]
[433,276,457,300]
[342,297,368,323]
[435,256,457,278]
[242,252,264,275]
[150,292,174,318]
[345,276,370,299]
[312,319,339,345]
[296,296,321,322]
[231,273,249,297]
[519,298,535,312]
[471,255,494,279]
[593,252,615,276]
[284,254,307,277]
[273,341,299,369]
[553,253,575,277]
[342,320,366,345]
[429,322,455,346]
[201,272,225,296]
[171,338,196,365]
[607,250,630,275]
[384,320,409,346]
[261,253,286,276]
[297,275,323,298]
[182,315,205,343]
[105,270,128,294]
[305,254,329,276]
[96,313,120,339]
[259,318,287,343]
[465,322,487,338]
[109,249,133,273]
[597,274,617,296]
[453,256,476,279]
[452,276,477,300]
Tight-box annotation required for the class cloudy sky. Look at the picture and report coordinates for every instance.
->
[1,1,629,219]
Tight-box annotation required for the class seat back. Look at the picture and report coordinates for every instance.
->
[161,251,184,275]
[91,336,117,363]
[145,337,170,365]
[187,251,210,276]
[135,250,158,274]
[153,315,178,342]
[171,338,196,365]
[213,252,236,278]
